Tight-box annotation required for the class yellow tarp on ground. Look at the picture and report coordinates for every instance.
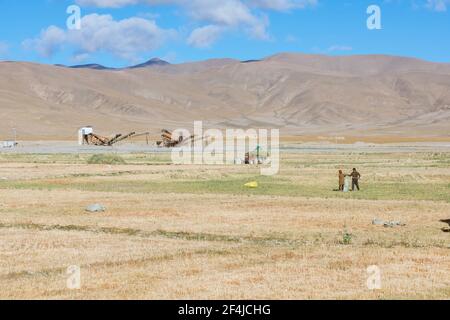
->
[244,181,258,188]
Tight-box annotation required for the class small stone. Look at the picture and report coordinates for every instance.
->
[373,218,405,227]
[372,218,384,226]
[86,204,106,213]
[383,221,405,228]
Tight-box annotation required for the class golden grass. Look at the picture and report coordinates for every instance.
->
[0,152,449,299]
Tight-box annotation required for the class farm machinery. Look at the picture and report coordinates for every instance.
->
[157,129,196,148]
[79,127,206,148]
[81,131,137,146]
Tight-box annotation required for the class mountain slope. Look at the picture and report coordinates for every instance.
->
[0,54,449,139]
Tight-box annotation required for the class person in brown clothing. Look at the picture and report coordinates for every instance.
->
[349,168,361,191]
[338,170,346,191]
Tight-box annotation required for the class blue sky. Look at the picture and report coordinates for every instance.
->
[0,0,449,67]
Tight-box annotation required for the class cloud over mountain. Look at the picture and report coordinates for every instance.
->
[23,14,175,62]
[75,0,317,47]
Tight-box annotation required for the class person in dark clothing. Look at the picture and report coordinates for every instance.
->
[349,168,361,191]
[245,153,250,164]
[338,170,346,191]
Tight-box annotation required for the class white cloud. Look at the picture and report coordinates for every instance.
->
[77,0,318,10]
[185,0,270,40]
[247,0,318,11]
[23,26,66,57]
[77,0,140,7]
[76,0,316,46]
[328,45,353,52]
[425,0,449,11]
[189,1,257,27]
[72,53,91,63]
[23,14,175,61]
[187,25,224,48]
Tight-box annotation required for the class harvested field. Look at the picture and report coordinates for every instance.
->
[0,151,449,299]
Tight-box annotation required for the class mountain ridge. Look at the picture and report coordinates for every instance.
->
[56,57,172,70]
[1,53,449,139]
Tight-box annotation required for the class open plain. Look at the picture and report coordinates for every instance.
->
[0,146,449,299]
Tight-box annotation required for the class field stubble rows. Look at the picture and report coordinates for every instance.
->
[0,152,449,299]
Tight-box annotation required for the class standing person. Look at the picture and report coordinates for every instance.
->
[349,168,361,191]
[338,170,346,191]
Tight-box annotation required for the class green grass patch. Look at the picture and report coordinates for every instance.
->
[0,175,448,202]
[87,154,126,165]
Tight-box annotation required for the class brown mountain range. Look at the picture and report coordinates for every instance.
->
[1,53,449,140]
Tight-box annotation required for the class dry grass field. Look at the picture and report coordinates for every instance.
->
[0,151,449,300]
